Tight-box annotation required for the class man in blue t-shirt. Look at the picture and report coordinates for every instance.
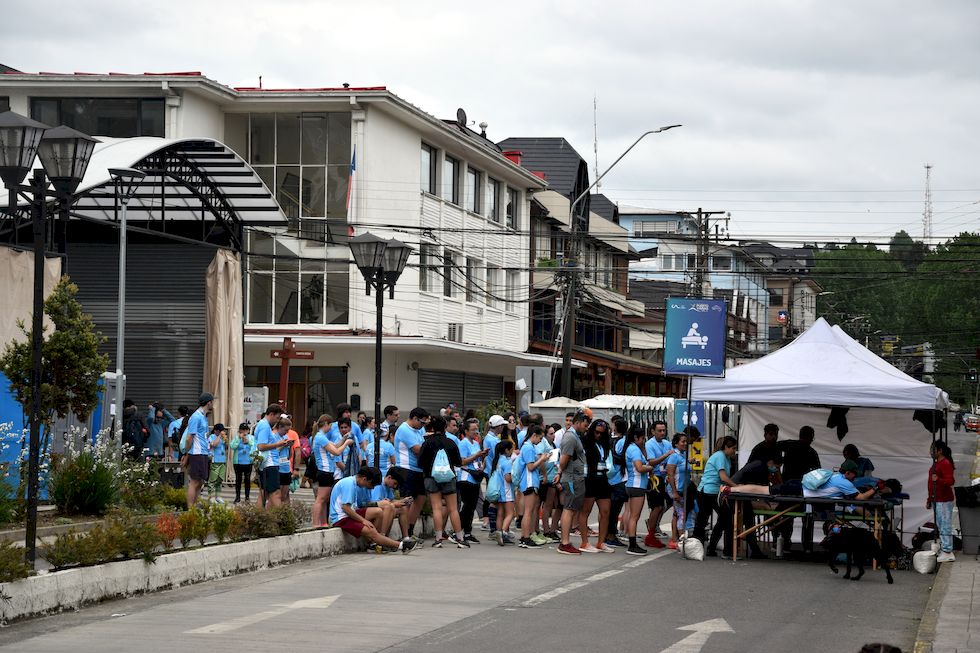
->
[392,407,429,538]
[182,393,214,508]
[329,467,416,553]
[253,404,288,508]
[643,421,673,548]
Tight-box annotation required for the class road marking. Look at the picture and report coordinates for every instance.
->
[186,595,339,634]
[522,569,623,606]
[624,548,673,567]
[659,618,734,653]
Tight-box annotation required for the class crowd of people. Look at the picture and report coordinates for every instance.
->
[131,394,957,562]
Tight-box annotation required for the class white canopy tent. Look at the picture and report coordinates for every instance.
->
[692,318,949,541]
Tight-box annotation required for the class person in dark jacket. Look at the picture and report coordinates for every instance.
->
[417,416,467,548]
[121,400,148,460]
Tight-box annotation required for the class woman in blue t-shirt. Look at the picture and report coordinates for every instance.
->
[621,425,654,555]
[491,440,516,546]
[694,436,737,556]
[665,433,691,550]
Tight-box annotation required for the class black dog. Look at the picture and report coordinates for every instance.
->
[822,522,894,584]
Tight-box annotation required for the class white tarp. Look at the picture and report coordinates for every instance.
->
[740,405,933,542]
[691,318,948,410]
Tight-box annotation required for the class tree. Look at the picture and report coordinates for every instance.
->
[0,276,110,428]
[888,230,927,273]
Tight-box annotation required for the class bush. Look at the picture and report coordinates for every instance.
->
[269,505,298,536]
[0,480,19,525]
[210,504,235,544]
[105,509,157,562]
[289,501,312,529]
[192,506,210,546]
[161,486,187,511]
[0,539,30,582]
[177,509,199,548]
[155,513,180,549]
[230,502,277,540]
[118,458,165,513]
[49,450,117,516]
[41,530,84,569]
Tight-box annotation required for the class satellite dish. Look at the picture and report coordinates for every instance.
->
[456,107,467,128]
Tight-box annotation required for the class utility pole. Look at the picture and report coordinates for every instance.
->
[922,164,933,242]
[691,208,726,299]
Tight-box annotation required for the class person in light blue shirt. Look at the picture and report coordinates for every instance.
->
[145,403,175,458]
[644,421,673,548]
[665,432,692,548]
[166,406,190,461]
[361,416,376,465]
[253,404,288,508]
[229,423,254,503]
[392,407,429,538]
[518,426,549,548]
[312,415,355,527]
[481,415,507,534]
[620,426,655,555]
[328,468,415,553]
[328,403,364,461]
[182,394,214,508]
[445,416,462,446]
[207,424,228,503]
[490,440,516,545]
[538,424,561,540]
[694,436,737,557]
[456,419,489,543]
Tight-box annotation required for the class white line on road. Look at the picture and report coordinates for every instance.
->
[185,595,339,634]
[522,569,624,607]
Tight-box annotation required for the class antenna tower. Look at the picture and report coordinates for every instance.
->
[593,94,600,191]
[922,163,933,241]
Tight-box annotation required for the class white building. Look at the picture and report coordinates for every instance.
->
[0,69,554,427]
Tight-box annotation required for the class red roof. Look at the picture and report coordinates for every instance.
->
[1,70,384,93]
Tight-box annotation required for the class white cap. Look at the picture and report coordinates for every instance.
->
[488,415,507,428]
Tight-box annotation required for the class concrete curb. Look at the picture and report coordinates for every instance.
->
[0,519,104,544]
[0,527,364,623]
[912,561,951,653]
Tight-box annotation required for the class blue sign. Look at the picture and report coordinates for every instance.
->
[663,297,727,376]
[674,400,706,435]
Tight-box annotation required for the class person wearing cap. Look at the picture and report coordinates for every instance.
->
[207,423,229,503]
[482,414,507,536]
[230,423,255,503]
[182,393,215,507]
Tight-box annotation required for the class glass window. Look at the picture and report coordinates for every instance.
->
[686,254,697,269]
[224,114,249,160]
[442,155,460,204]
[419,244,437,292]
[505,187,518,229]
[327,113,351,165]
[248,274,273,323]
[250,113,275,165]
[274,273,299,324]
[464,168,481,213]
[139,99,165,137]
[301,113,327,165]
[301,167,325,217]
[31,98,58,127]
[276,166,301,227]
[300,272,324,323]
[29,98,164,137]
[487,178,500,222]
[421,143,436,194]
[506,270,520,309]
[486,265,499,307]
[769,288,784,306]
[325,261,350,324]
[712,255,732,271]
[276,113,301,164]
[443,249,458,298]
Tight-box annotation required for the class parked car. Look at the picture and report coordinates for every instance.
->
[966,414,980,433]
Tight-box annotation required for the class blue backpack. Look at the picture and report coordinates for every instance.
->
[486,468,503,502]
[432,448,455,483]
[802,468,833,491]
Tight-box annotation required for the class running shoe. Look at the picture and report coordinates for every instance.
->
[579,544,600,554]
[647,536,666,549]
[399,537,417,554]
[603,538,621,548]
[530,533,551,546]
[596,544,616,553]
[502,533,517,545]
[495,530,505,546]
[544,531,562,543]
[937,552,956,563]
[431,538,444,548]
[557,543,582,555]
[463,533,481,544]
[626,544,648,556]
[480,523,491,531]
[668,539,678,550]
[644,532,658,548]
[451,534,470,549]
[518,537,535,548]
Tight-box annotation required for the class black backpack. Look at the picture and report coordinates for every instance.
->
[123,416,145,455]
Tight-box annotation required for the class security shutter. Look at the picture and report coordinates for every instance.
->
[66,242,215,411]
[417,369,465,415]
[463,373,504,411]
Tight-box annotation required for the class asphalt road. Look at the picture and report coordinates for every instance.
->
[0,530,930,652]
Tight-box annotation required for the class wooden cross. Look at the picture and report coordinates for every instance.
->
[270,337,314,409]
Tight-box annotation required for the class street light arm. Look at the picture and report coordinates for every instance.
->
[568,124,682,221]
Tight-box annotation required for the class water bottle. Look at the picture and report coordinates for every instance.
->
[776,534,785,559]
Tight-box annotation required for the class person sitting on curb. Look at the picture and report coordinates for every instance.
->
[329,466,417,554]
[367,467,412,540]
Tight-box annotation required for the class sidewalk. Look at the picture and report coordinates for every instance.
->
[918,555,979,652]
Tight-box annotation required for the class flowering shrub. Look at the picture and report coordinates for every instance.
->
[49,451,117,516]
[209,504,235,544]
[155,512,180,549]
[118,457,165,512]
[177,508,199,548]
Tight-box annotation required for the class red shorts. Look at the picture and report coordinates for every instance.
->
[334,508,369,537]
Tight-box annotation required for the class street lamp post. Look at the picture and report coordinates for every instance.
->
[559,125,682,397]
[0,112,97,567]
[349,233,412,466]
[108,168,146,441]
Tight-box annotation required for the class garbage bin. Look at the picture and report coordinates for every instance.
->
[955,485,980,555]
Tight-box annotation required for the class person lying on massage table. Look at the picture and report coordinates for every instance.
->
[720,460,878,502]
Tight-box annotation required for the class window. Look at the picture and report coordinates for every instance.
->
[486,265,500,307]
[465,258,478,302]
[0,97,9,113]
[419,244,438,292]
[487,178,500,222]
[464,168,481,213]
[634,220,677,237]
[768,326,784,342]
[245,231,349,325]
[228,111,351,243]
[442,155,460,204]
[506,270,520,309]
[505,187,518,229]
[769,288,784,307]
[421,143,436,194]
[712,255,732,271]
[30,97,165,137]
[443,249,459,298]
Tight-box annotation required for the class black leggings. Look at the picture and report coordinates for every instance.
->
[694,490,733,552]
[233,463,252,500]
[458,481,480,535]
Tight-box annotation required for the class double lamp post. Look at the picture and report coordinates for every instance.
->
[349,233,412,466]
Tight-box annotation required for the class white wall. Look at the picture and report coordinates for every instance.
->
[176,91,224,139]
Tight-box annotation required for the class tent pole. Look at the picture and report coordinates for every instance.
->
[682,377,693,559]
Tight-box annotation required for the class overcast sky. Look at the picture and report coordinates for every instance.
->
[5,0,979,245]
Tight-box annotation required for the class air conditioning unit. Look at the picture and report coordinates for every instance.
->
[447,323,463,343]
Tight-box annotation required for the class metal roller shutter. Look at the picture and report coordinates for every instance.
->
[66,242,215,411]
[463,373,504,411]
[417,369,465,415]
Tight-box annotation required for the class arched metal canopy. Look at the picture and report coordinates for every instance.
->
[2,136,287,251]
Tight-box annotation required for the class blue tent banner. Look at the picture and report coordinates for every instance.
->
[663,297,727,377]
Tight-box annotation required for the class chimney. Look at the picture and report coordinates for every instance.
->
[502,150,522,166]
[531,171,546,181]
